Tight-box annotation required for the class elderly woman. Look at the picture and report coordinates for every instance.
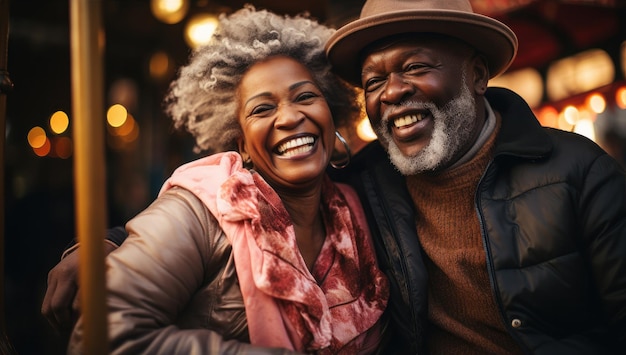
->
[67,6,388,355]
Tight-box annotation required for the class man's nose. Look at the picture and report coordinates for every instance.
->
[381,72,413,104]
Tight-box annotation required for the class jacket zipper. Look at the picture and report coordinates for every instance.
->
[475,158,531,354]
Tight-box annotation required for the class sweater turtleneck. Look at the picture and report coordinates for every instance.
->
[405,114,522,354]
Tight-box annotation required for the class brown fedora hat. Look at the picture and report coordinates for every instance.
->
[326,0,518,86]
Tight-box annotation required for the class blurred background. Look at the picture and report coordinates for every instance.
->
[2,0,626,354]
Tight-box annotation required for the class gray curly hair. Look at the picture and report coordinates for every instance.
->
[164,5,361,153]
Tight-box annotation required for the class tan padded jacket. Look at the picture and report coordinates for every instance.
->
[69,187,301,354]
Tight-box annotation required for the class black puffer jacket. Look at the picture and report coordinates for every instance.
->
[330,87,626,354]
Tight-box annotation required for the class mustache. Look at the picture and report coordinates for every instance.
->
[381,100,435,124]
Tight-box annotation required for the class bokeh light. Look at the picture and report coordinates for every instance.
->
[27,126,47,149]
[557,109,575,132]
[32,137,51,157]
[356,117,377,142]
[586,93,606,114]
[151,0,189,24]
[54,136,73,159]
[184,13,218,49]
[107,104,128,128]
[563,105,580,126]
[108,113,140,151]
[50,111,70,134]
[616,86,626,109]
[489,68,543,108]
[149,51,174,81]
[536,106,559,128]
[547,49,615,101]
[573,118,596,142]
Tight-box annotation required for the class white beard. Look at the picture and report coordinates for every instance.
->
[375,79,477,175]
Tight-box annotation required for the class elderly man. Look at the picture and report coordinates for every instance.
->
[326,0,626,354]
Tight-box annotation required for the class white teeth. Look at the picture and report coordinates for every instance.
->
[277,136,315,156]
[282,145,313,158]
[393,113,423,128]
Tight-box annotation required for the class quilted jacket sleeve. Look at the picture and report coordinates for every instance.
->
[68,187,299,355]
[580,154,626,347]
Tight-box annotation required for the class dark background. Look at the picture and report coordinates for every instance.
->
[3,1,626,354]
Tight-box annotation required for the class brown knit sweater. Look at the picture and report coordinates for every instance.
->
[406,122,522,354]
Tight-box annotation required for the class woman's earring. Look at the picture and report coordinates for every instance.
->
[330,131,351,169]
[241,154,253,169]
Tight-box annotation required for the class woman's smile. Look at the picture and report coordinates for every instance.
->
[274,134,317,158]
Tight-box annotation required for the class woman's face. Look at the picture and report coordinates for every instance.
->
[237,56,335,190]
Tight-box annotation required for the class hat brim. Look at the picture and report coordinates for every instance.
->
[326,9,518,86]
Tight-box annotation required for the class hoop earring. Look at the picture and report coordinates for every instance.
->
[330,131,351,169]
[240,153,253,170]
[244,157,254,170]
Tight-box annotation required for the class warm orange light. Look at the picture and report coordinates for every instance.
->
[120,121,140,143]
[563,106,580,126]
[616,86,626,109]
[108,114,140,151]
[50,111,70,134]
[151,0,188,24]
[184,13,218,49]
[573,118,596,142]
[27,126,47,148]
[107,104,128,128]
[557,109,574,132]
[33,137,51,157]
[114,113,136,137]
[356,117,377,142]
[489,68,544,108]
[578,108,596,123]
[149,51,173,81]
[546,49,615,101]
[586,93,606,114]
[537,106,559,128]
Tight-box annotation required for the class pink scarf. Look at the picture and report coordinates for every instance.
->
[160,152,388,353]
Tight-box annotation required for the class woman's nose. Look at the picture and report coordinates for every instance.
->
[275,103,305,128]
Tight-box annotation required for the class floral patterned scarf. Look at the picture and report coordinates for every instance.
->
[160,152,388,354]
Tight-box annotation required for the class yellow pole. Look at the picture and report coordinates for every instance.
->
[69,0,108,353]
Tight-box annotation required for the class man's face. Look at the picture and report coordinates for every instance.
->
[361,35,482,175]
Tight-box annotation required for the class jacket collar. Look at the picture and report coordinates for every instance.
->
[486,87,552,160]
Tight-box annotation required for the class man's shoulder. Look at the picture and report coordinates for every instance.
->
[543,126,608,162]
[352,140,389,165]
